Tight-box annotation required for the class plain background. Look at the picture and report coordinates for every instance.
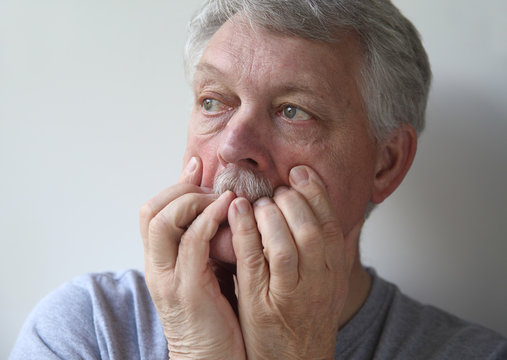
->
[1,0,506,356]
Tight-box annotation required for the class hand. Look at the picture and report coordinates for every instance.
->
[228,165,360,360]
[140,157,246,360]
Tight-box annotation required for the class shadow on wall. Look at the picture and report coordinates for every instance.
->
[417,78,506,244]
[363,78,507,336]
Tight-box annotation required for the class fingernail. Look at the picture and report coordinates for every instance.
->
[274,186,289,196]
[222,190,235,199]
[254,197,271,207]
[235,198,249,215]
[290,166,309,185]
[185,157,197,173]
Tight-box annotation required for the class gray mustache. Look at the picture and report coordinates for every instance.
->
[213,167,274,203]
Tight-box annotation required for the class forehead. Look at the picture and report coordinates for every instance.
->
[196,18,364,95]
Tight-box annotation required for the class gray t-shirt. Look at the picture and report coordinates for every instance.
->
[10,269,507,359]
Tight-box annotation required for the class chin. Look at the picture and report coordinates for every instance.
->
[209,224,237,265]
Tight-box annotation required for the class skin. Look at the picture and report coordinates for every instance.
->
[140,17,417,360]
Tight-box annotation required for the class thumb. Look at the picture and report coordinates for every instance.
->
[178,156,203,186]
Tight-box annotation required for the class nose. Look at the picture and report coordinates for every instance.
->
[217,107,271,171]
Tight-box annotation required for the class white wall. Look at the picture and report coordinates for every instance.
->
[362,0,507,339]
[1,0,506,356]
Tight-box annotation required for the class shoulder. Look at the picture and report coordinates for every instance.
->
[337,270,507,360]
[68,269,153,307]
[378,275,507,359]
[33,270,155,329]
[10,270,167,359]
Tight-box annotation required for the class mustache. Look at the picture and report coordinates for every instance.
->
[213,167,274,203]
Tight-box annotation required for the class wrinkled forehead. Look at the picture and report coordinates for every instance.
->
[195,17,364,95]
[187,12,365,82]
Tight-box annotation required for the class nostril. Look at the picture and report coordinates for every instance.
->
[246,158,258,167]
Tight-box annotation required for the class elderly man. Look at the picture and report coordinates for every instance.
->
[11,0,507,359]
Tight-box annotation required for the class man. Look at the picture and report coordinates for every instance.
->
[11,0,507,359]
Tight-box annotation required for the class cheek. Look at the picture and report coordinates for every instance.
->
[291,132,377,227]
[184,132,221,188]
[326,144,377,231]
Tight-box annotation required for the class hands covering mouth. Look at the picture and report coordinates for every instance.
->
[140,156,362,360]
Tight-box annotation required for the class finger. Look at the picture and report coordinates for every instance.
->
[289,166,344,261]
[140,156,207,244]
[139,183,211,247]
[145,192,219,272]
[229,197,269,296]
[178,156,203,185]
[178,191,236,280]
[289,166,338,229]
[253,197,299,292]
[272,186,326,274]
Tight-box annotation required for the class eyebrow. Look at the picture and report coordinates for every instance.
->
[195,62,328,93]
[194,63,228,82]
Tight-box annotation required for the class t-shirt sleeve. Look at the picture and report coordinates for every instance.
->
[10,281,100,360]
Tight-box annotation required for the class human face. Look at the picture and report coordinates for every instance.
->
[184,18,379,264]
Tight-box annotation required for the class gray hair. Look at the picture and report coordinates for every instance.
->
[183,0,431,141]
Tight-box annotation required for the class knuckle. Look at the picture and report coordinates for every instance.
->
[148,212,170,237]
[297,222,322,248]
[181,193,214,219]
[235,219,258,236]
[321,219,341,238]
[269,247,297,267]
[248,306,274,327]
[201,205,222,227]
[181,191,201,203]
[241,251,266,270]
[306,186,326,207]
[139,202,156,224]
[180,225,199,244]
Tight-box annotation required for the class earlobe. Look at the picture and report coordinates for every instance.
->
[370,124,417,204]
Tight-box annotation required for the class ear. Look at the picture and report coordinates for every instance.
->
[371,123,418,204]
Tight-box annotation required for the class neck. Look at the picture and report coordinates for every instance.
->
[338,250,372,329]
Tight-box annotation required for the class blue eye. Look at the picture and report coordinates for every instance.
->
[202,98,224,113]
[282,105,312,121]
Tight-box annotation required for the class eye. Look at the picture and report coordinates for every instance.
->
[282,105,312,122]
[202,98,226,113]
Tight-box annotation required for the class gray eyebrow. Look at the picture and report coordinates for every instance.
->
[194,63,227,79]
